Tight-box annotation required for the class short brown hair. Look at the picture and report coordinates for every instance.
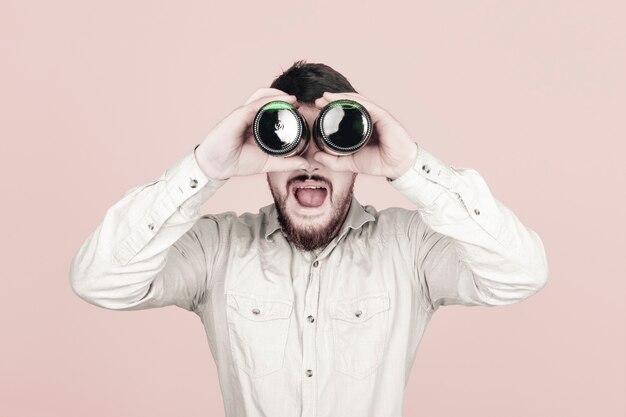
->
[270,60,358,104]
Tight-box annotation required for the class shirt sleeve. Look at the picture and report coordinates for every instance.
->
[69,144,228,312]
[387,142,549,312]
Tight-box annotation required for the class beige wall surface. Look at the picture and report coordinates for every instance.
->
[0,0,623,416]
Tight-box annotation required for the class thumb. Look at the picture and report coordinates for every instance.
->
[262,155,310,173]
[313,152,356,172]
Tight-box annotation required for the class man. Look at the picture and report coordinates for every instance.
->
[70,60,548,417]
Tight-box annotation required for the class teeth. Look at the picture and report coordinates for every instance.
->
[298,186,322,189]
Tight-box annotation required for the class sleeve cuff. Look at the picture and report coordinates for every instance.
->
[163,144,229,217]
[386,142,457,210]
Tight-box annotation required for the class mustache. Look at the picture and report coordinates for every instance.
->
[287,174,333,197]
[288,174,331,188]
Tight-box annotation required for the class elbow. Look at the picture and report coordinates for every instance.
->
[69,253,129,310]
[69,228,149,310]
[69,270,142,310]
[509,227,550,301]
[69,253,101,306]
[475,247,549,306]
[69,237,106,306]
[70,277,98,306]
[528,231,550,294]
[531,259,549,293]
[511,236,550,302]
[521,262,548,301]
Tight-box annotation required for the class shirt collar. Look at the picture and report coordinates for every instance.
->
[263,195,375,241]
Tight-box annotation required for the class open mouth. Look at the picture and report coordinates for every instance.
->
[291,181,329,208]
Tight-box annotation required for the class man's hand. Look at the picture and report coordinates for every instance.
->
[195,88,311,181]
[313,91,418,180]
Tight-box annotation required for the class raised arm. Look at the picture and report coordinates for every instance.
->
[69,145,227,312]
[388,143,549,311]
[69,88,311,313]
[310,91,549,313]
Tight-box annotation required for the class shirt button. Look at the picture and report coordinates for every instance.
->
[252,308,260,315]
[147,222,154,230]
[354,310,362,318]
[474,208,480,215]
[189,178,198,188]
[307,315,315,323]
[305,369,313,377]
[313,260,319,267]
[421,164,431,174]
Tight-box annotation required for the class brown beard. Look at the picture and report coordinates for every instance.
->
[266,174,356,252]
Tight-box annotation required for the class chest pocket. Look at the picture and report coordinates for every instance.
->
[329,291,390,379]
[225,291,293,378]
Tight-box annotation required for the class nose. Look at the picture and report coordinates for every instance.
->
[299,136,323,171]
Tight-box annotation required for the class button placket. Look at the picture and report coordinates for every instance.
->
[302,256,320,416]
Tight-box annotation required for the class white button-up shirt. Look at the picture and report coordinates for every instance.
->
[70,142,548,417]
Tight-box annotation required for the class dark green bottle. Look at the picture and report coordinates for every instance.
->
[253,101,310,157]
[313,99,372,156]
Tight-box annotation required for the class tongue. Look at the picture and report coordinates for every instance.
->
[295,188,327,207]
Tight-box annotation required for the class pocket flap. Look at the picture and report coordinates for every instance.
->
[329,291,390,323]
[226,292,293,322]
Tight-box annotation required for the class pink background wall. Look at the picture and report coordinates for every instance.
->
[1,0,623,416]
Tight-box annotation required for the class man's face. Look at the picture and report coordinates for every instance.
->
[266,103,357,252]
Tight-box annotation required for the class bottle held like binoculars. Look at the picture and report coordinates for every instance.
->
[253,99,372,157]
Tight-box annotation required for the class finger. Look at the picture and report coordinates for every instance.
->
[322,91,380,112]
[322,92,389,122]
[262,155,311,173]
[315,92,368,109]
[314,96,330,109]
[323,91,371,101]
[312,151,358,173]
[239,94,298,117]
[243,87,289,105]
